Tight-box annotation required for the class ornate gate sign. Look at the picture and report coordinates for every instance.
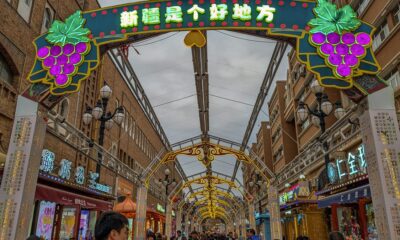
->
[27,0,385,106]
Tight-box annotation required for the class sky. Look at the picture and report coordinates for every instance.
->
[99,0,292,182]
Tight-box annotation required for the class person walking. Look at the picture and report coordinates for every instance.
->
[94,211,129,240]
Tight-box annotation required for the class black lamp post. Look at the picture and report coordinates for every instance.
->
[296,80,345,180]
[82,84,125,176]
[155,168,177,234]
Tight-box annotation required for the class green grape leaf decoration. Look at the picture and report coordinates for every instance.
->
[308,0,361,34]
[46,10,90,46]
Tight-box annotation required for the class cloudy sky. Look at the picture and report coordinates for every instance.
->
[99,0,291,181]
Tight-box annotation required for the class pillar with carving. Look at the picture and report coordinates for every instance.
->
[268,186,282,240]
[135,184,148,240]
[360,87,400,240]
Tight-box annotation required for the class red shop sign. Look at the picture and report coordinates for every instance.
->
[35,184,112,211]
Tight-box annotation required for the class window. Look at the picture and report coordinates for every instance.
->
[59,99,69,119]
[0,54,13,85]
[300,119,310,132]
[41,5,54,33]
[356,0,371,16]
[17,0,34,22]
[372,21,389,51]
[393,3,400,25]
[129,117,133,137]
[387,69,400,90]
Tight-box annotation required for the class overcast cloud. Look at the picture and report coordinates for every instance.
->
[99,0,291,179]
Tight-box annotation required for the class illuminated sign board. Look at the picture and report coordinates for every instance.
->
[328,145,367,184]
[39,149,112,194]
[28,0,383,100]
[157,203,165,213]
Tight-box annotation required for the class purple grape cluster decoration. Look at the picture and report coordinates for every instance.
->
[37,42,89,86]
[307,0,372,80]
[311,32,371,78]
[35,10,91,88]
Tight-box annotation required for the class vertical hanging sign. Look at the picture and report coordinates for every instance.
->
[0,96,46,239]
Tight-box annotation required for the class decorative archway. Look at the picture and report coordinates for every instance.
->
[24,0,388,239]
[27,0,385,107]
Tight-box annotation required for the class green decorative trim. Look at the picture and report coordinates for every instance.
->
[46,11,90,46]
[308,0,361,34]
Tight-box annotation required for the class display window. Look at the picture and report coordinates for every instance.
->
[365,203,378,240]
[35,201,56,240]
[337,206,362,240]
[59,207,77,240]
[78,210,90,239]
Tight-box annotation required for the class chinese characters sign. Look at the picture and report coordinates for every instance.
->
[28,0,382,101]
[120,4,276,28]
[328,145,367,184]
[39,149,112,194]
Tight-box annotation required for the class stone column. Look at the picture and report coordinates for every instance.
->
[176,209,182,232]
[0,96,46,240]
[165,202,172,239]
[135,184,148,240]
[267,186,282,240]
[240,208,247,239]
[359,87,400,240]
[248,202,256,230]
[184,214,190,236]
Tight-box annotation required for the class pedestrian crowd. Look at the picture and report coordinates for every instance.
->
[25,211,269,240]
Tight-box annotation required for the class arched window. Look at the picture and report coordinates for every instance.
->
[0,54,13,85]
[59,99,69,119]
[42,7,53,32]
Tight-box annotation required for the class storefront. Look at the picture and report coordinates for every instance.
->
[317,144,378,240]
[146,204,166,234]
[279,178,328,240]
[30,149,115,240]
[255,212,271,240]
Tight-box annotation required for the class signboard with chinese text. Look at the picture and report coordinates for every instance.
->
[27,0,383,103]
[328,145,367,184]
[39,150,112,194]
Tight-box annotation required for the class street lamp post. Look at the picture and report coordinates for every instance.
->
[156,168,177,234]
[82,84,125,176]
[296,80,345,181]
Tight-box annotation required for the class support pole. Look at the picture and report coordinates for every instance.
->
[176,209,182,232]
[0,96,46,239]
[360,87,400,240]
[268,186,282,240]
[135,184,148,240]
[248,202,256,230]
[240,208,247,239]
[165,202,172,239]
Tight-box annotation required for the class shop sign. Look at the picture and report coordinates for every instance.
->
[39,149,112,194]
[157,203,165,213]
[88,171,112,194]
[328,145,367,184]
[58,159,72,180]
[75,166,85,184]
[40,149,55,173]
[279,184,299,205]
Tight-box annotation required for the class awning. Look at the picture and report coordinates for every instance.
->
[317,184,371,208]
[35,184,113,211]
